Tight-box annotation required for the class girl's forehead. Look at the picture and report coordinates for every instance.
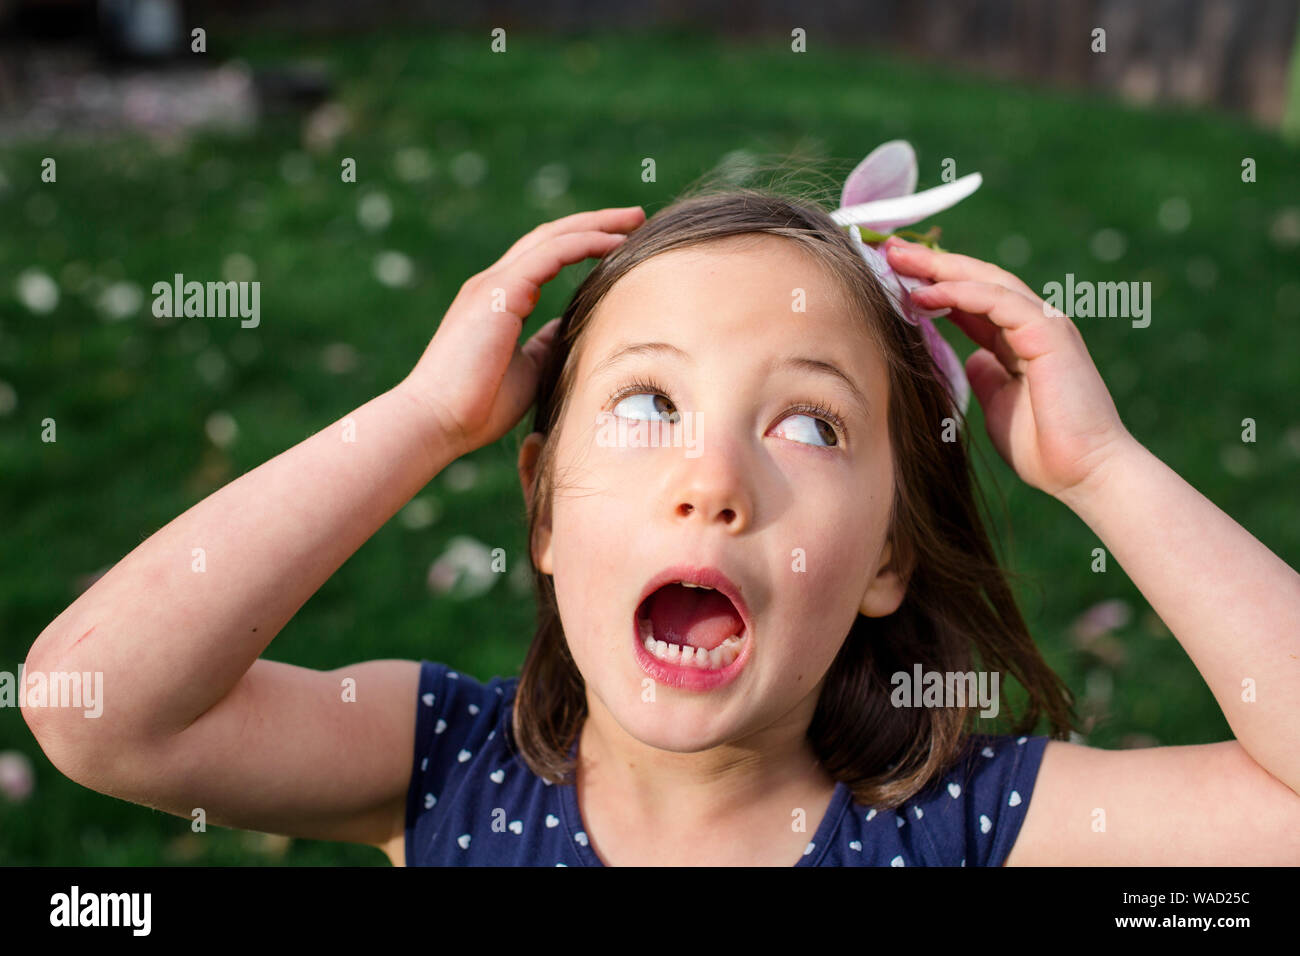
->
[579,241,882,380]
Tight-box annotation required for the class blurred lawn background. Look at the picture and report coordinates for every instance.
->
[2,27,1299,865]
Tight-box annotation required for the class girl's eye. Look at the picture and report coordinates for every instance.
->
[611,391,681,424]
[607,381,845,448]
[772,411,840,448]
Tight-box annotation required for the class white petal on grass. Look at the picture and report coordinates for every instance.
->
[400,495,442,530]
[222,253,257,282]
[358,191,393,231]
[442,460,478,491]
[1269,208,1300,247]
[713,149,759,187]
[1157,197,1191,232]
[0,751,35,802]
[508,559,532,596]
[195,348,228,386]
[427,535,497,599]
[205,410,238,448]
[831,173,982,231]
[528,163,571,202]
[1089,228,1126,262]
[16,269,59,313]
[1070,599,1132,641]
[450,151,487,188]
[321,342,358,374]
[1284,424,1300,458]
[97,281,143,321]
[373,250,413,287]
[1084,668,1114,705]
[394,147,436,182]
[1220,445,1256,478]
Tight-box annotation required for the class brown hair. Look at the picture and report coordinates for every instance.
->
[508,163,1077,808]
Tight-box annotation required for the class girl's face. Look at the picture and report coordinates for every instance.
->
[521,235,908,754]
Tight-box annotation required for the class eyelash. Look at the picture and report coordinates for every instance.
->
[605,376,849,446]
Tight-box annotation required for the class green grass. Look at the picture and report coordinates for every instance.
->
[2,27,1298,864]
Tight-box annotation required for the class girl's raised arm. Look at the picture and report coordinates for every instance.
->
[20,207,644,857]
[886,236,1300,864]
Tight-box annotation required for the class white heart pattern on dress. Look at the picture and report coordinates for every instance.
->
[890,855,905,867]
[421,693,435,706]
[490,769,505,783]
[508,820,523,834]
[981,746,995,758]
[468,704,479,715]
[457,833,471,849]
[435,719,447,735]
[574,831,589,846]
[424,793,436,809]
[947,782,961,799]
[979,814,992,834]
[545,814,559,828]
[848,840,862,852]
[1009,790,1022,806]
[457,749,471,762]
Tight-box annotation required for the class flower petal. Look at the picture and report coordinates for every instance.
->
[840,140,918,209]
[918,317,971,419]
[850,227,914,324]
[849,226,946,325]
[833,172,983,233]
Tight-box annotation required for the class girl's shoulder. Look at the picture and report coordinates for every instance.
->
[826,733,1050,867]
[405,661,571,865]
[405,660,520,788]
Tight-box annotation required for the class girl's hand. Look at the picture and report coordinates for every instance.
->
[401,206,646,458]
[884,236,1136,501]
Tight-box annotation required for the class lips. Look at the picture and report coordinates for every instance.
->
[630,564,754,691]
[634,565,752,639]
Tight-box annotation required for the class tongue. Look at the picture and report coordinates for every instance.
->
[646,584,743,652]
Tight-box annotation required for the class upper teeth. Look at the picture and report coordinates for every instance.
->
[678,581,713,589]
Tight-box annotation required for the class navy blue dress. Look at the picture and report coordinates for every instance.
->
[404,660,1049,866]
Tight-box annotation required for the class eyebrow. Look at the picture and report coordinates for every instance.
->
[590,341,870,417]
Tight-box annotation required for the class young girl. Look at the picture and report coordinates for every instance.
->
[22,147,1300,867]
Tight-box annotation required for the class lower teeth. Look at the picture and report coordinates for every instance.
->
[639,619,744,670]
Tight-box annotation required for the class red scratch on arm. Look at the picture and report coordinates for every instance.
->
[65,624,97,654]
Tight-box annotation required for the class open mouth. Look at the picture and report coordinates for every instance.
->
[634,581,749,672]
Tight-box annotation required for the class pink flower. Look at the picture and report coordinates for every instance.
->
[832,141,982,420]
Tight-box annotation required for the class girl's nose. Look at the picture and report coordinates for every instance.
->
[671,448,753,532]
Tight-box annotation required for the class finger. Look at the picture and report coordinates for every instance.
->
[965,346,1015,409]
[497,206,645,268]
[912,280,1064,376]
[885,239,1037,299]
[942,307,1026,376]
[463,230,629,320]
[520,317,563,369]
